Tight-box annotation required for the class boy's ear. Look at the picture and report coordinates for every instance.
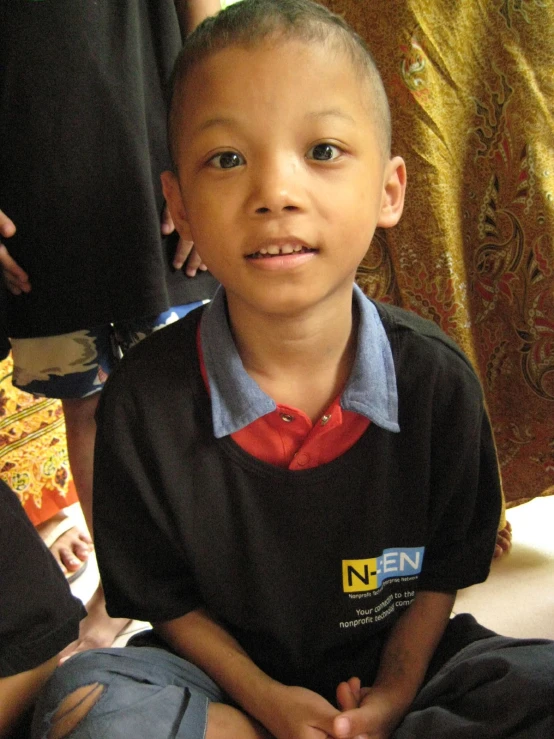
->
[377,156,407,229]
[160,171,193,242]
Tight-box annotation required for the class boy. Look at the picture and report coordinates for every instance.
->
[32,1,554,737]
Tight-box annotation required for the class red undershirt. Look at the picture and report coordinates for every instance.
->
[197,327,369,470]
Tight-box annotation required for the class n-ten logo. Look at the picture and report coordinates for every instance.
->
[342,547,424,593]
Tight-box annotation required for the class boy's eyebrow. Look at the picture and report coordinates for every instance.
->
[194,116,238,134]
[190,109,357,136]
[305,108,357,124]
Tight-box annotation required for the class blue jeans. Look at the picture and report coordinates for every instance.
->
[31,647,227,739]
[32,624,554,738]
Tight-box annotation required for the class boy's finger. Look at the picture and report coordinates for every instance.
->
[336,681,358,711]
[347,677,362,703]
[333,710,371,739]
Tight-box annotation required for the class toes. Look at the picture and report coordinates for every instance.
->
[52,527,92,564]
[73,540,93,560]
[58,545,83,572]
[493,524,513,559]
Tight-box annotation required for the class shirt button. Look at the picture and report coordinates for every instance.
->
[296,453,310,466]
[320,414,332,425]
[280,413,295,423]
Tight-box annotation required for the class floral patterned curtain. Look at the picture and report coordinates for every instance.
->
[0,355,78,525]
[322,0,554,506]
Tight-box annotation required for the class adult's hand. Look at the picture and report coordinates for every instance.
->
[174,0,222,36]
[0,209,31,294]
[161,202,208,276]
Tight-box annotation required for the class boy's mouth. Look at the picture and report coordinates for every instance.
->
[247,244,317,259]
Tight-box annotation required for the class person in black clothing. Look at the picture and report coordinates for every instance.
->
[0,0,220,658]
[0,479,85,737]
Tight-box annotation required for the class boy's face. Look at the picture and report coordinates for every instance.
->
[163,38,406,318]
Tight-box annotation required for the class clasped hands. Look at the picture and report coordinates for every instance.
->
[265,678,406,739]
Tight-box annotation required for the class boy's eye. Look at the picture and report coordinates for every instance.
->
[307,143,341,161]
[207,151,245,169]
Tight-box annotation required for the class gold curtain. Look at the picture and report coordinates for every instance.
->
[323,0,554,506]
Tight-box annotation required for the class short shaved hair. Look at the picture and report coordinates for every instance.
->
[168,0,391,167]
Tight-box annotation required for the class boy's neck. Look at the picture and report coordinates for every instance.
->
[226,288,358,423]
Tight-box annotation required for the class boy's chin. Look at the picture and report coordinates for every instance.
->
[229,285,355,319]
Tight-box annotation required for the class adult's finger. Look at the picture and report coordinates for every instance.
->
[0,209,16,238]
[172,237,195,270]
[183,246,208,277]
[0,244,31,294]
[161,202,175,236]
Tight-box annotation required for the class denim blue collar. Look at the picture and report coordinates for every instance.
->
[200,284,399,438]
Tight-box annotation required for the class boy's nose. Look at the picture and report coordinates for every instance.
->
[250,156,307,215]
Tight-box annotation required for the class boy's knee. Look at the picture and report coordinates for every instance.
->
[47,683,104,739]
[206,703,269,739]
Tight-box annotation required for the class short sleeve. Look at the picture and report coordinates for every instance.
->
[418,363,502,592]
[0,481,85,677]
[93,350,203,624]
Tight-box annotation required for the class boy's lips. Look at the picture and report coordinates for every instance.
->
[246,238,317,259]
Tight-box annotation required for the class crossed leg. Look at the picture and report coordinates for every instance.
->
[32,647,269,739]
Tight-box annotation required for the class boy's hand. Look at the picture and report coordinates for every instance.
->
[331,591,456,739]
[333,677,406,739]
[161,202,208,276]
[0,209,31,294]
[264,684,341,739]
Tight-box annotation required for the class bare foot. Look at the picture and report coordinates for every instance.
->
[37,511,92,578]
[493,521,513,559]
[59,583,130,663]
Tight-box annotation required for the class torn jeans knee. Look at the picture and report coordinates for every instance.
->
[31,646,224,739]
[46,683,105,739]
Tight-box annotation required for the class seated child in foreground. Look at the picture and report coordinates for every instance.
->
[32,1,554,737]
